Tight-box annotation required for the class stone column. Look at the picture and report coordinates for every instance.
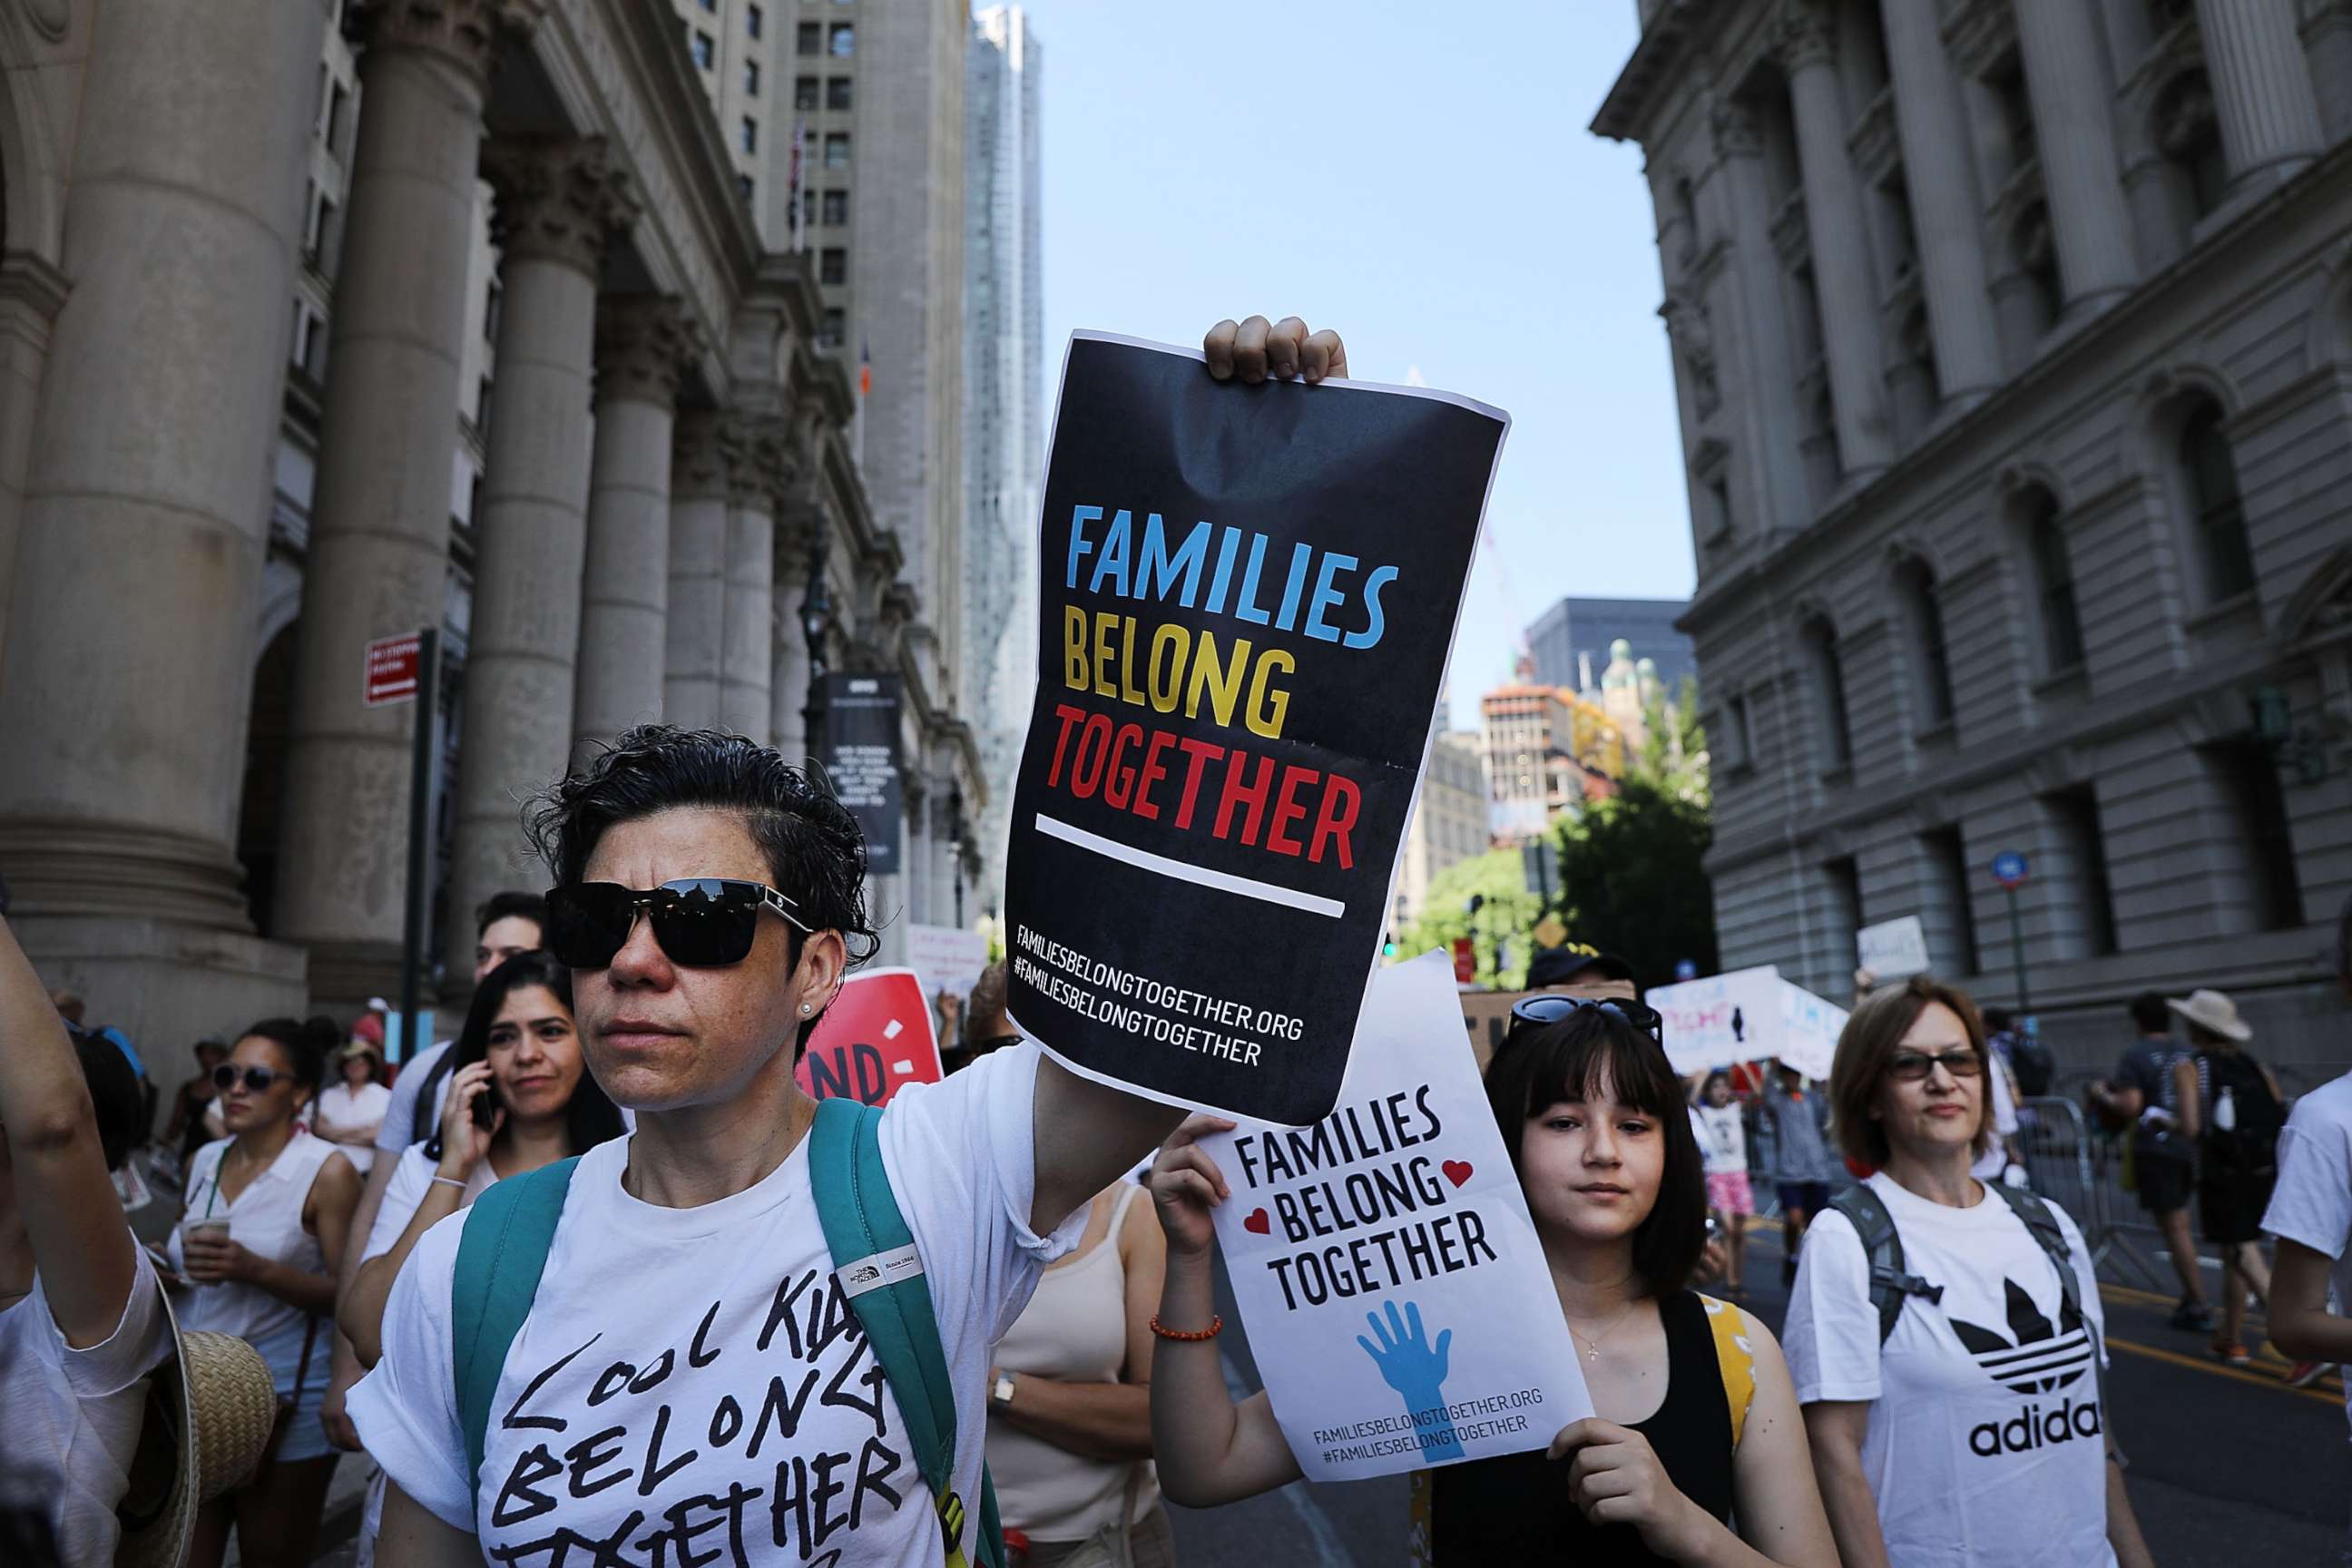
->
[1710,102,1812,534]
[1879,0,2001,404]
[573,295,700,764]
[2192,0,2326,192]
[769,513,814,764]
[276,0,544,1004]
[0,255,70,692]
[446,138,632,970]
[664,415,731,730]
[719,432,781,745]
[2308,4,2352,144]
[2012,0,2137,311]
[1775,7,1894,475]
[904,773,931,926]
[0,0,323,1027]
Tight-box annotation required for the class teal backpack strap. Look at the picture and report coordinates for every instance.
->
[808,1097,1004,1568]
[451,1156,580,1527]
[1828,1184,1942,1346]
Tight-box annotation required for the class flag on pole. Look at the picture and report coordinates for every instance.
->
[787,115,807,254]
[858,335,872,397]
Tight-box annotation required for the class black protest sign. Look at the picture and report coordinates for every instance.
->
[1004,333,1506,1124]
[822,673,903,876]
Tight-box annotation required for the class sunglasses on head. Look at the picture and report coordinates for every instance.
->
[544,878,812,969]
[1504,993,1666,1047]
[212,1063,287,1094]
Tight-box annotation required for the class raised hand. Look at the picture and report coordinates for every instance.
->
[435,1060,502,1180]
[1356,1299,1464,1462]
[1149,1113,1236,1259]
[1203,316,1349,386]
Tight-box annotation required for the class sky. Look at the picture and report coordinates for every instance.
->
[1012,0,1693,721]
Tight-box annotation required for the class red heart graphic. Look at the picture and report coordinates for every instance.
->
[1242,1208,1271,1235]
[1442,1160,1474,1188]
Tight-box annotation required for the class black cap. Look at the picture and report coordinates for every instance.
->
[1525,946,1636,988]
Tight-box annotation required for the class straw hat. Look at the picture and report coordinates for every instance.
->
[114,1288,279,1568]
[2166,988,2252,1043]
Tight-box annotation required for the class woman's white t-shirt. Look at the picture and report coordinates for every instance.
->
[0,1247,172,1566]
[171,1132,348,1351]
[348,1042,1084,1565]
[317,1081,394,1174]
[361,1143,499,1265]
[1696,1103,1748,1177]
[2262,1070,2352,1436]
[1783,1172,2113,1568]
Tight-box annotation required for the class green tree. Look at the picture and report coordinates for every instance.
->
[1549,775,1718,991]
[1396,848,1542,989]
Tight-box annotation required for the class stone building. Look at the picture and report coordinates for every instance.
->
[0,0,982,1044]
[1392,729,1490,934]
[1596,0,2352,1074]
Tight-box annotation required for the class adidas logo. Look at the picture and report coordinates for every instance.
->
[1967,1395,2103,1456]
[1950,1278,2093,1396]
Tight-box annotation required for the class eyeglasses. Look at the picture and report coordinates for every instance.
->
[1505,994,1665,1047]
[212,1064,286,1094]
[544,878,812,970]
[1886,1047,1984,1083]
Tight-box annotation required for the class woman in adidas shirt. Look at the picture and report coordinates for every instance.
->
[1783,976,2156,1568]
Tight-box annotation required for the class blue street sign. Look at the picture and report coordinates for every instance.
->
[1992,851,2029,889]
[1673,958,1698,982]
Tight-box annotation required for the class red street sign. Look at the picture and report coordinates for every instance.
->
[363,633,424,708]
[795,967,945,1108]
[1451,936,1476,985]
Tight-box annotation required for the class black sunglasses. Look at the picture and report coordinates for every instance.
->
[1504,994,1666,1047]
[212,1063,286,1094]
[544,878,812,969]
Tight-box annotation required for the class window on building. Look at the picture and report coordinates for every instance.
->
[1803,616,1854,771]
[2020,489,2084,672]
[822,189,848,226]
[484,278,502,346]
[740,115,759,154]
[2045,785,2119,956]
[2207,740,2305,930]
[695,0,715,11]
[692,29,715,70]
[475,374,494,436]
[1722,691,1754,773]
[2178,398,2256,602]
[2148,0,2194,32]
[1923,826,1980,975]
[827,75,853,111]
[1823,857,1863,980]
[2157,70,2229,220]
[1896,558,1955,730]
[737,172,755,204]
[747,5,763,40]
[820,247,847,285]
[300,178,321,254]
[325,83,348,155]
[828,24,854,57]
[2013,201,2062,338]
[824,132,849,169]
[796,74,819,111]
[745,59,760,96]
[819,307,847,349]
[798,21,820,55]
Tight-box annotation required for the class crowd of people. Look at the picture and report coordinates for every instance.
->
[2,318,2347,1568]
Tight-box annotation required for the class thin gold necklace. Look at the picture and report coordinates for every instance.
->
[1565,1299,1642,1363]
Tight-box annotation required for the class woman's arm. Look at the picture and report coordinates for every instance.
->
[1146,1117,1302,1505]
[988,1191,1166,1461]
[346,1063,502,1366]
[2105,1456,2154,1568]
[1801,1402,1892,1568]
[0,914,139,1346]
[2172,1057,2201,1143]
[2269,1240,2352,1363]
[1724,1318,1840,1566]
[378,1482,480,1567]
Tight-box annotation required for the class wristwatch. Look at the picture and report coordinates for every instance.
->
[990,1370,1016,1408]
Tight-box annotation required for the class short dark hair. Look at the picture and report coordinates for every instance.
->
[475,890,547,940]
[1830,975,1993,1167]
[525,726,879,1049]
[1982,1005,2014,1034]
[422,952,623,1162]
[233,1014,341,1102]
[1485,1007,1706,1298]
[66,1027,143,1173]
[964,962,1010,1046]
[2127,990,2171,1035]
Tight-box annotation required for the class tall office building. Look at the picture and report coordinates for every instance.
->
[963,5,1044,909]
[1526,595,1697,694]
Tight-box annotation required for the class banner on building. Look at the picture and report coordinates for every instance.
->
[1004,332,1508,1124]
[795,967,942,1109]
[823,672,904,877]
[1644,965,1848,1081]
[1198,954,1590,1481]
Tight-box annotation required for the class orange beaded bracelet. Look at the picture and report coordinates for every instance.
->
[1148,1313,1223,1342]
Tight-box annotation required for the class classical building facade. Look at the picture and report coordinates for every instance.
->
[0,0,982,1043]
[1597,0,2352,1075]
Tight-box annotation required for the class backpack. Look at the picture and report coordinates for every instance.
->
[1827,1181,2109,1423]
[2193,1051,2284,1175]
[448,1097,1003,1568]
[2005,1031,2054,1099]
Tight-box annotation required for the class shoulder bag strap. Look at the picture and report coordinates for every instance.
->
[808,1097,1002,1568]
[1828,1184,1941,1345]
[452,1154,581,1525]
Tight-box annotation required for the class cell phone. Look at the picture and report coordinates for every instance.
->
[472,1083,498,1132]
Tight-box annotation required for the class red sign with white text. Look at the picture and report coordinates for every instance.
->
[1451,937,1476,985]
[363,633,423,707]
[795,967,944,1108]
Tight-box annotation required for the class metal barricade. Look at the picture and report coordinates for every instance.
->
[2015,1095,2170,1289]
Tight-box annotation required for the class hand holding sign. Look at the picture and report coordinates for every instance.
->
[1148,1113,1236,1258]
[1550,1417,1713,1561]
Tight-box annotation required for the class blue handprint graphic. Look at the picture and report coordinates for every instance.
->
[1356,1298,1464,1462]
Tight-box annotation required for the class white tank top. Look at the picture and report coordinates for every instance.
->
[989,1184,1160,1541]
[171,1130,345,1348]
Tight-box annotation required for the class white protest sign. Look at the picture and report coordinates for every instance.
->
[906,923,991,1008]
[1857,915,1930,980]
[1645,965,1787,1076]
[1199,952,1591,1482]
[1776,981,1847,1081]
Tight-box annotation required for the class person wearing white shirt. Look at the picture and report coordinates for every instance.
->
[1785,976,2154,1568]
[312,1043,394,1175]
[0,906,173,1567]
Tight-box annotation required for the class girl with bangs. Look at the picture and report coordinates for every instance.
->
[1146,997,1838,1566]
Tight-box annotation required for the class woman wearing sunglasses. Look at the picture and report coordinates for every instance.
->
[1782,975,2154,1568]
[1147,995,1839,1566]
[341,951,624,1368]
[168,1014,363,1568]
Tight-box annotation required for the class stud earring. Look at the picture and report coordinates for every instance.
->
[799,1002,812,1015]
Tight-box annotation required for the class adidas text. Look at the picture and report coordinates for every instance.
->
[1968,1396,2102,1457]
